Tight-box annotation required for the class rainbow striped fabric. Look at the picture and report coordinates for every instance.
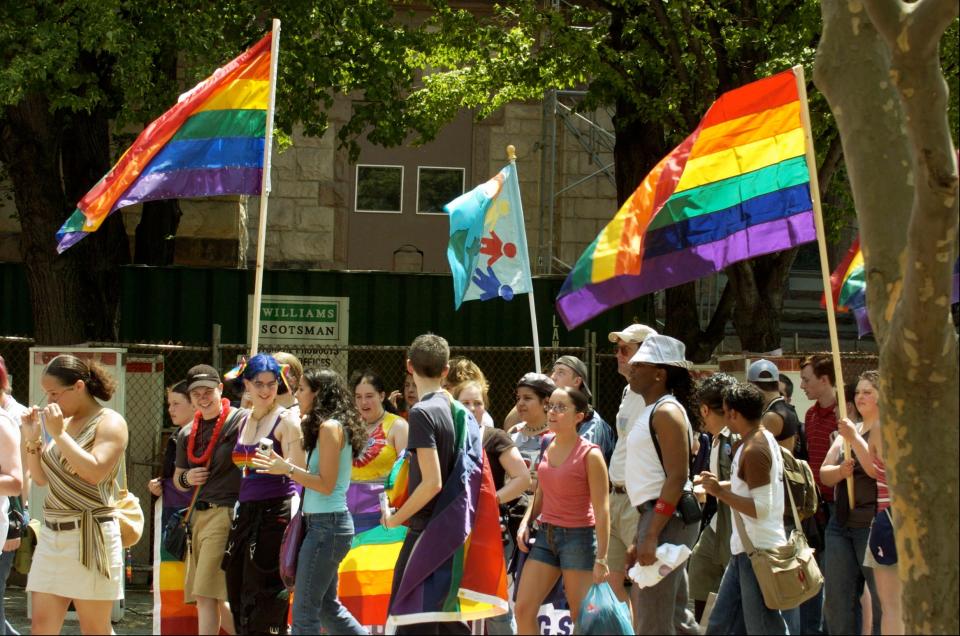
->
[556,69,816,328]
[338,525,408,626]
[152,500,198,635]
[56,32,272,252]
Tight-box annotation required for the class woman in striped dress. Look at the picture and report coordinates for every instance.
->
[20,355,128,635]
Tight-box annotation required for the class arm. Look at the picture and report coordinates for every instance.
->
[516,483,543,553]
[496,447,531,504]
[762,411,784,438]
[838,418,878,479]
[20,407,48,486]
[388,418,408,455]
[0,420,23,496]
[819,436,852,487]
[386,446,441,528]
[254,419,341,494]
[710,443,774,519]
[51,408,128,486]
[277,411,306,469]
[586,448,610,583]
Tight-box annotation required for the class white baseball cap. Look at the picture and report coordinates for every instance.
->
[629,334,692,369]
[747,359,780,382]
[608,324,658,344]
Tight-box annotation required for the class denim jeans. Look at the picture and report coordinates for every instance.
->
[823,516,881,635]
[291,511,366,635]
[706,553,789,635]
[0,549,18,635]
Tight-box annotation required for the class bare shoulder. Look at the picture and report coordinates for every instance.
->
[94,408,129,445]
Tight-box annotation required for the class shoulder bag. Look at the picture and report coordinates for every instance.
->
[733,466,823,610]
[114,455,144,548]
[279,449,310,590]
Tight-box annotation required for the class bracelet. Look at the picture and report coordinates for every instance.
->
[179,471,191,489]
[654,498,676,517]
[595,557,609,567]
[24,438,43,454]
[286,463,296,478]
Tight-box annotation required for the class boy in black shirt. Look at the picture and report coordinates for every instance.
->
[383,333,468,635]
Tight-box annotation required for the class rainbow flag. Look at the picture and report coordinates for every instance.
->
[152,500,199,635]
[556,69,816,328]
[387,399,508,629]
[337,524,408,626]
[56,32,273,252]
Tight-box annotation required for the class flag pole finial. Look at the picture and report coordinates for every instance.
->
[506,145,516,161]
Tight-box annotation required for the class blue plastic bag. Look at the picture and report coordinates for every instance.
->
[576,582,634,635]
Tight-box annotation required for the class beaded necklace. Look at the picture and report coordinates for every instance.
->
[187,398,231,465]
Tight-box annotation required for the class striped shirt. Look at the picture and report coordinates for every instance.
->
[804,402,838,502]
[874,456,890,512]
[41,411,121,578]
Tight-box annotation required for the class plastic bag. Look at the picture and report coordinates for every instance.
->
[576,582,634,635]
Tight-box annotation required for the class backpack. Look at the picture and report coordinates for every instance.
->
[780,447,818,521]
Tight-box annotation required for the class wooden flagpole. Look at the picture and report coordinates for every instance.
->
[508,144,542,373]
[793,64,854,508]
[249,19,281,357]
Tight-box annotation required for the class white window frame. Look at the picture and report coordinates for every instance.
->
[354,164,404,214]
[415,166,466,216]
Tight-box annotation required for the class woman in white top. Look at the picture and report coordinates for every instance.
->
[701,382,788,635]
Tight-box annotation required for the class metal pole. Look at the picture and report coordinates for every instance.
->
[509,143,541,373]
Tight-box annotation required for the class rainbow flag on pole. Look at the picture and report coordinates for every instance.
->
[556,69,817,328]
[56,32,273,252]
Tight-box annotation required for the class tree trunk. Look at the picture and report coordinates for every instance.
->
[727,249,799,353]
[135,200,182,265]
[815,0,959,632]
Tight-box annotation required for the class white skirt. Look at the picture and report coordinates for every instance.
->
[26,518,124,601]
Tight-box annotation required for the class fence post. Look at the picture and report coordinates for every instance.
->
[589,330,597,406]
[212,323,222,370]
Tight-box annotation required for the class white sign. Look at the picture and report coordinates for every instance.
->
[248,294,350,375]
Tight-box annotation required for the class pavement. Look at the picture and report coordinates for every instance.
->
[5,584,155,635]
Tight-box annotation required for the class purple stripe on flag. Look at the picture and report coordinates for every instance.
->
[112,166,263,211]
[347,482,384,517]
[557,210,816,329]
[56,231,90,254]
[854,306,873,337]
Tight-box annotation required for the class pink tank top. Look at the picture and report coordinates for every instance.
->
[537,436,598,527]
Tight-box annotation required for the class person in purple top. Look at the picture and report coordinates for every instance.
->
[148,381,195,530]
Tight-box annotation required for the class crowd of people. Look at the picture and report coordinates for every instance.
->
[0,327,905,635]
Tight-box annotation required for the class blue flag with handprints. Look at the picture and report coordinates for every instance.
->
[445,163,533,309]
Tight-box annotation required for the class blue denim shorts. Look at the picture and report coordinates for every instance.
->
[528,523,597,571]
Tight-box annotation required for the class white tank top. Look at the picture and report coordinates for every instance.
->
[625,394,693,507]
[730,429,787,554]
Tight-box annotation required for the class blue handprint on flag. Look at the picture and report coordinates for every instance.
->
[472,266,515,301]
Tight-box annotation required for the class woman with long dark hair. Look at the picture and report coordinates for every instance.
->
[21,354,128,634]
[254,368,367,635]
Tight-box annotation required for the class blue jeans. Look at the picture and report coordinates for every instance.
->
[706,553,789,635]
[290,511,366,635]
[527,523,597,571]
[823,517,881,635]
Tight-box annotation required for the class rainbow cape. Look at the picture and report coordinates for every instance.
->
[386,398,508,628]
[556,68,816,328]
[56,32,273,252]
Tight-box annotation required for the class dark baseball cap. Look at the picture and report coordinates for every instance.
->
[186,364,221,392]
[516,372,557,399]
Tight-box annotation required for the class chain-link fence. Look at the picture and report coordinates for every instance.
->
[0,334,880,583]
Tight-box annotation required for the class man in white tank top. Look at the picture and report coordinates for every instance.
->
[700,382,789,634]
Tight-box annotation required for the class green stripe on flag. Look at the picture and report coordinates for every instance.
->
[350,524,408,548]
[173,109,266,141]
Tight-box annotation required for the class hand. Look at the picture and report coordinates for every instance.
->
[2,538,20,552]
[185,467,209,486]
[516,522,530,553]
[240,392,253,409]
[625,543,637,570]
[21,406,42,439]
[381,507,396,529]
[593,561,609,585]
[388,390,402,410]
[692,484,707,505]
[251,448,289,476]
[699,471,721,497]
[147,478,163,497]
[42,404,65,438]
[637,535,658,566]
[837,457,856,479]
[838,418,858,442]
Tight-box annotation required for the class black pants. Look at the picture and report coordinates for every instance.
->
[223,496,291,635]
[389,527,471,636]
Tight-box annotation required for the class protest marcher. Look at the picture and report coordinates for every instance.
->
[799,354,839,634]
[253,368,367,635]
[0,356,27,504]
[624,335,700,635]
[445,357,495,427]
[147,381,194,529]
[173,364,244,636]
[779,375,794,405]
[606,323,657,611]
[349,370,408,534]
[820,371,882,635]
[702,382,790,635]
[550,355,615,464]
[748,359,799,452]
[689,372,739,622]
[452,379,530,635]
[0,394,23,635]
[514,387,609,634]
[273,351,304,418]
[507,373,556,537]
[22,355,128,634]
[223,354,305,634]
[382,334,468,635]
[389,372,419,419]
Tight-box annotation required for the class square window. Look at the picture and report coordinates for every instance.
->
[417,167,465,215]
[355,165,403,213]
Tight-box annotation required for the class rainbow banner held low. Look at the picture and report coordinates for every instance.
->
[557,68,817,328]
[57,32,273,252]
[152,499,198,635]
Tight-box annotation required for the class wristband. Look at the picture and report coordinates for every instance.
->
[654,498,676,517]
[179,471,191,489]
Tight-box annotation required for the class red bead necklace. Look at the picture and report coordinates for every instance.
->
[187,398,231,466]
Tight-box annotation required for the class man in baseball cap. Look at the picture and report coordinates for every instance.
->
[747,359,799,451]
[186,364,222,392]
[550,355,614,463]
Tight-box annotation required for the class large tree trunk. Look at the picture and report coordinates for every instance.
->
[134,200,182,265]
[815,0,959,633]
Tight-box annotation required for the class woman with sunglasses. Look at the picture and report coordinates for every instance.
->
[223,354,305,635]
[514,387,610,635]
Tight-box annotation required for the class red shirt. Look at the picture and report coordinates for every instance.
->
[805,402,838,502]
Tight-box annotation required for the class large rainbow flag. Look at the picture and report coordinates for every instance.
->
[56,32,273,252]
[337,524,408,626]
[386,398,508,628]
[556,68,816,328]
[152,500,198,635]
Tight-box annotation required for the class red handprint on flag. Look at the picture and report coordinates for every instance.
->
[479,230,517,267]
